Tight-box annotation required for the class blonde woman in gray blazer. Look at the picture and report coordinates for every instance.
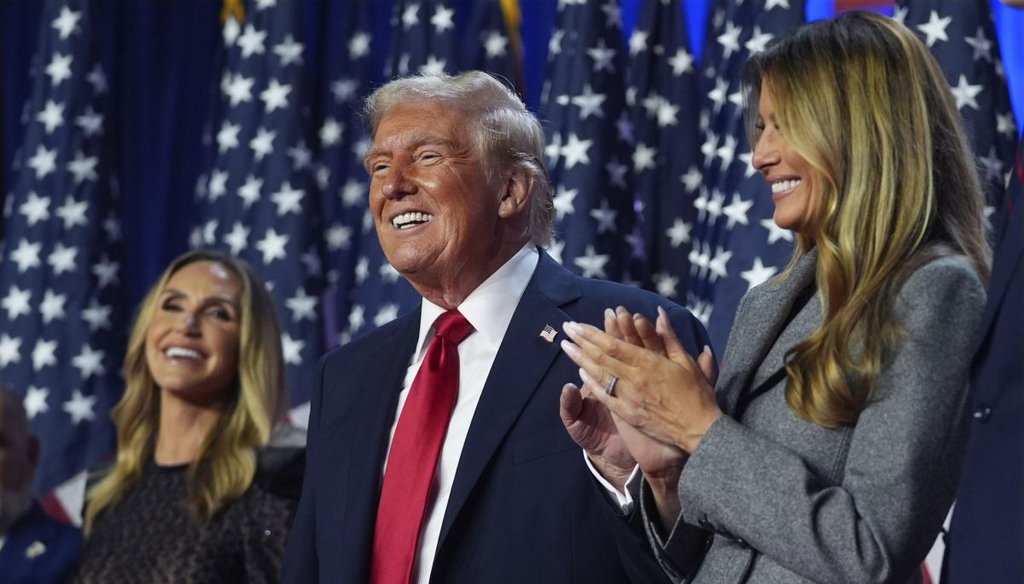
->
[559,12,990,584]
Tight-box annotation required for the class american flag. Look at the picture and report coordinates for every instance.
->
[627,0,702,301]
[894,0,1019,227]
[0,0,126,512]
[343,0,521,341]
[687,0,806,351]
[191,0,325,407]
[541,0,637,283]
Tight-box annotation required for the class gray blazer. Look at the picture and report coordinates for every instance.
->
[643,249,986,584]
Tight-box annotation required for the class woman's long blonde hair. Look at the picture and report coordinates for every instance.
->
[84,250,286,532]
[742,12,990,427]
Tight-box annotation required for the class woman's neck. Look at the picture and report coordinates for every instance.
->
[153,392,227,466]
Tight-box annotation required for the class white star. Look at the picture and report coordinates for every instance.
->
[237,24,267,57]
[273,34,304,66]
[48,243,78,274]
[288,142,312,170]
[67,152,98,184]
[32,339,58,371]
[36,100,65,133]
[629,30,649,56]
[590,201,617,233]
[349,32,371,59]
[2,286,32,320]
[653,272,679,298]
[10,239,41,272]
[255,0,277,9]
[19,193,50,225]
[666,219,692,247]
[571,85,607,119]
[656,100,679,127]
[707,77,729,114]
[547,240,565,265]
[745,27,773,55]
[75,107,103,136]
[893,6,908,25]
[600,0,622,28]
[633,143,657,172]
[374,303,400,327]
[40,290,66,323]
[741,257,778,290]
[326,224,353,250]
[708,246,732,281]
[207,169,229,201]
[281,333,304,365]
[964,27,993,62]
[680,166,702,193]
[668,48,694,76]
[331,78,359,102]
[27,145,58,179]
[224,74,254,106]
[483,31,508,58]
[72,346,106,379]
[52,6,82,39]
[86,64,108,94]
[93,256,119,288]
[545,132,562,167]
[717,22,742,59]
[573,245,610,278]
[761,217,793,244]
[0,334,22,367]
[345,304,366,335]
[716,135,737,168]
[605,159,629,188]
[950,75,983,111]
[224,222,250,255]
[553,186,578,220]
[249,128,276,161]
[722,194,753,229]
[587,39,616,73]
[319,118,343,146]
[340,179,365,207]
[916,11,951,48]
[286,288,318,322]
[63,389,97,424]
[45,53,73,85]
[705,190,725,223]
[548,29,564,56]
[431,5,455,32]
[81,298,112,331]
[238,175,263,208]
[256,228,289,263]
[271,182,304,215]
[978,146,1005,183]
[260,79,292,113]
[202,219,218,246]
[418,55,447,77]
[560,134,592,169]
[24,386,48,419]
[996,113,1017,139]
[304,249,323,277]
[765,0,791,7]
[401,3,420,29]
[379,262,402,283]
[103,215,122,241]
[354,256,369,284]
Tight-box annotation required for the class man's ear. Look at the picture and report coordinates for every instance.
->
[498,168,534,219]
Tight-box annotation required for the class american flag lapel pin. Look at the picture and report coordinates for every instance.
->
[539,324,558,343]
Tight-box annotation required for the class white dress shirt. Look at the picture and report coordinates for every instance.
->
[382,244,539,584]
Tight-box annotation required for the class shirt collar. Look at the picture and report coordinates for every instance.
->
[415,244,539,356]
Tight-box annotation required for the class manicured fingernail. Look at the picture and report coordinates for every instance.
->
[560,339,579,358]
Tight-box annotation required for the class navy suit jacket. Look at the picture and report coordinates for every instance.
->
[0,502,80,584]
[944,143,1024,583]
[282,251,712,583]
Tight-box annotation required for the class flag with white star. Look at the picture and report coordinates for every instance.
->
[688,0,806,351]
[541,0,637,282]
[192,0,325,407]
[0,0,126,497]
[343,0,522,342]
[895,0,1019,225]
[627,0,702,301]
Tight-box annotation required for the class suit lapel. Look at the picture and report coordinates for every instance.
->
[719,250,817,414]
[437,252,580,547]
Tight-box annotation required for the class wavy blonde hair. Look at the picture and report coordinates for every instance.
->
[84,250,286,533]
[742,12,990,427]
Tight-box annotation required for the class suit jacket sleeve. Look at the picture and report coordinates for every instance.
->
[653,256,985,583]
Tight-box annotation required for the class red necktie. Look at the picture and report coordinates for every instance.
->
[370,310,474,584]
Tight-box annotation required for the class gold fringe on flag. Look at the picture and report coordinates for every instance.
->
[221,0,246,24]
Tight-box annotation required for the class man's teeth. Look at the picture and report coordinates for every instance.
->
[165,347,201,360]
[771,179,801,194]
[392,212,433,229]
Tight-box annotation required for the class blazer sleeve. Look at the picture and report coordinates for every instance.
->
[662,256,985,583]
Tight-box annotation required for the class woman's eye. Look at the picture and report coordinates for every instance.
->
[207,307,232,322]
[161,300,181,312]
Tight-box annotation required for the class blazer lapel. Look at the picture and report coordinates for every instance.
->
[718,249,818,414]
[436,252,580,546]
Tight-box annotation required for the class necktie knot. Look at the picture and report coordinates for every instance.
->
[434,310,474,345]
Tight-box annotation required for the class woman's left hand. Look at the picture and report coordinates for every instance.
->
[560,307,722,455]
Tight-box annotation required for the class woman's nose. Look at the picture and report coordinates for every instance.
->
[175,312,200,334]
[751,132,778,174]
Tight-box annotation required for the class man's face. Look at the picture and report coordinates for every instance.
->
[364,100,506,292]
